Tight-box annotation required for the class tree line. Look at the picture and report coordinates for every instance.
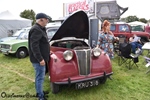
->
[121,16,150,23]
[20,9,150,25]
[20,9,52,25]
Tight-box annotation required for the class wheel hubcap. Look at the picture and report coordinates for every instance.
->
[20,51,25,57]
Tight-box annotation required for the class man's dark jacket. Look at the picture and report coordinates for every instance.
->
[28,23,50,63]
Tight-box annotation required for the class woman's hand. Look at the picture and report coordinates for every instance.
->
[114,37,119,40]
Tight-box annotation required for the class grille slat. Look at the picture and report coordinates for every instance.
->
[75,49,91,75]
[1,44,10,49]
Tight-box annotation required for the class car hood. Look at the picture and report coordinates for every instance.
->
[50,10,89,41]
[0,39,27,45]
[0,37,17,42]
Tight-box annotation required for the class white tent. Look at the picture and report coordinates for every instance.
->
[0,11,32,38]
[127,21,146,26]
[127,21,146,32]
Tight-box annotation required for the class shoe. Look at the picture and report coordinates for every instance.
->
[43,91,49,98]
[43,91,49,95]
[36,91,49,98]
[38,97,47,100]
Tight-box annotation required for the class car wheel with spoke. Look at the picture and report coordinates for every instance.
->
[16,48,28,58]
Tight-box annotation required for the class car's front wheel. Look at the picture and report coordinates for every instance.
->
[16,48,28,58]
[50,82,59,94]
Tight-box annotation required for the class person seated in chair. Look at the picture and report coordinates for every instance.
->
[129,34,142,54]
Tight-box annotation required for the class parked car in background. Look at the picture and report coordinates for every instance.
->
[110,23,150,44]
[0,27,30,43]
[0,27,31,52]
[0,27,31,58]
[46,22,61,41]
[0,23,60,58]
[48,11,113,94]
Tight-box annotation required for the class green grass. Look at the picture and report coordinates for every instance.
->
[0,52,150,100]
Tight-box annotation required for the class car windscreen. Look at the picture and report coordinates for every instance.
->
[12,29,25,37]
[47,28,58,40]
[16,28,30,39]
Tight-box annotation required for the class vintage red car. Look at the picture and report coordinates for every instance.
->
[48,10,113,94]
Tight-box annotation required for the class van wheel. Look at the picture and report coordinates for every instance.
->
[50,82,60,94]
[16,48,27,58]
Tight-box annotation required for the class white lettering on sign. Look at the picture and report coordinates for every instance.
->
[68,0,89,14]
[63,0,94,16]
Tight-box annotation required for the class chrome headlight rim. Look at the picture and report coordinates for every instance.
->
[6,45,11,50]
[9,45,12,50]
[63,50,73,61]
[93,47,101,57]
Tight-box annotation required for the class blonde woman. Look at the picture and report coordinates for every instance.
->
[97,20,118,59]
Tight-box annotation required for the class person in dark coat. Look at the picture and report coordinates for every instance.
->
[28,13,50,100]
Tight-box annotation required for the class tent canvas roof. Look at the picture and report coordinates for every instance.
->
[128,21,146,26]
[0,11,32,38]
[0,10,31,21]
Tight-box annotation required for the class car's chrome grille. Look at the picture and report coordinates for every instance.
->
[1,44,10,49]
[75,49,91,75]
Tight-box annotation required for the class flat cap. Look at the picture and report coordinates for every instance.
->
[36,13,48,19]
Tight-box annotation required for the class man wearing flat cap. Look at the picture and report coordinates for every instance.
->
[28,13,49,100]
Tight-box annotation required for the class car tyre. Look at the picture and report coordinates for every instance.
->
[16,48,27,58]
[4,54,9,56]
[50,82,60,94]
[100,77,107,84]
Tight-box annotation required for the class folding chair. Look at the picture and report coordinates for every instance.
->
[114,34,127,54]
[118,34,127,43]
[143,56,150,74]
[118,43,139,69]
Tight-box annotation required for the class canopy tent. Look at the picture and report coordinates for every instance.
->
[127,21,146,26]
[0,11,32,38]
[127,21,146,32]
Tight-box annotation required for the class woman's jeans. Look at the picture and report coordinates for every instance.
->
[32,63,45,99]
[130,42,142,54]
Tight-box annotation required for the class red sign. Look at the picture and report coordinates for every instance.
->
[68,0,89,14]
[63,0,94,16]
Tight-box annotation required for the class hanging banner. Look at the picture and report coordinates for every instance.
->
[63,0,94,17]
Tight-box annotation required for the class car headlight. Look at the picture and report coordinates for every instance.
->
[5,45,11,50]
[63,50,73,61]
[93,47,101,57]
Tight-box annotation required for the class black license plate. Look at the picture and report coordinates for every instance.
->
[75,79,99,89]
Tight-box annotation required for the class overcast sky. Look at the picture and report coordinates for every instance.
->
[0,0,149,20]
